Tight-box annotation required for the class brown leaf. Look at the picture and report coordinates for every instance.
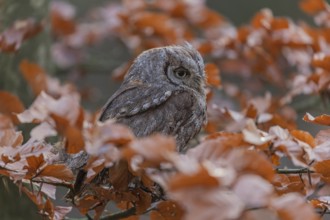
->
[17,91,81,125]
[315,129,330,145]
[271,17,290,30]
[0,91,25,124]
[251,9,273,29]
[19,60,47,96]
[313,160,330,183]
[0,114,14,129]
[303,113,330,126]
[133,12,177,43]
[168,165,219,191]
[290,129,316,147]
[133,188,152,214]
[233,174,273,208]
[24,154,46,179]
[300,0,327,15]
[54,206,72,220]
[191,8,225,29]
[227,149,275,181]
[150,201,184,220]
[0,18,42,53]
[39,164,74,182]
[271,193,320,220]
[205,63,221,87]
[122,134,176,167]
[51,114,84,154]
[312,53,330,71]
[51,1,76,36]
[108,160,133,191]
[0,129,23,147]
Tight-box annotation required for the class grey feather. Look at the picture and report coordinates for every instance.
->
[99,44,207,151]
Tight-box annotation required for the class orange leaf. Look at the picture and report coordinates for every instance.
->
[0,129,23,147]
[251,9,273,29]
[271,193,320,220]
[0,91,25,124]
[25,154,46,178]
[133,12,176,43]
[205,63,221,87]
[51,7,76,36]
[270,17,290,30]
[26,154,45,170]
[0,18,42,53]
[300,0,327,15]
[39,164,74,182]
[313,160,330,183]
[150,201,184,220]
[311,53,330,72]
[0,114,14,129]
[51,114,85,153]
[133,188,152,214]
[19,60,47,96]
[303,113,330,126]
[168,165,219,191]
[290,130,316,147]
[194,8,225,29]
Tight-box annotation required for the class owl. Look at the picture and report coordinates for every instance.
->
[99,43,207,152]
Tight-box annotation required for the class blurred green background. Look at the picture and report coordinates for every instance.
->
[0,0,325,219]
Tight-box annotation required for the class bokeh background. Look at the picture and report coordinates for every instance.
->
[0,0,327,219]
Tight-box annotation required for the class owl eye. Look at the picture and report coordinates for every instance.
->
[174,67,190,78]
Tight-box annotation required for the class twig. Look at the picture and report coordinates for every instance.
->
[100,207,137,220]
[275,168,314,174]
[31,179,73,189]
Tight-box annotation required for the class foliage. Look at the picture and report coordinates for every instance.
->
[1,0,330,219]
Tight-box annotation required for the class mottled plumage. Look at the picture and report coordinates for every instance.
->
[100,44,206,151]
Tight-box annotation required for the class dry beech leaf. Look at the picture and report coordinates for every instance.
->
[122,134,175,166]
[168,165,219,191]
[51,114,84,154]
[150,201,184,220]
[133,188,152,214]
[0,91,25,124]
[227,149,275,181]
[290,129,316,148]
[233,174,273,208]
[190,7,225,29]
[312,53,330,71]
[303,113,330,126]
[53,206,72,220]
[51,1,76,36]
[0,114,14,129]
[133,12,176,43]
[313,160,330,183]
[271,17,290,30]
[271,193,320,220]
[272,174,305,195]
[24,154,46,179]
[251,8,273,29]
[0,129,23,147]
[0,18,42,53]
[315,129,330,145]
[205,63,221,87]
[19,60,47,96]
[299,0,327,15]
[39,164,74,182]
[17,91,80,125]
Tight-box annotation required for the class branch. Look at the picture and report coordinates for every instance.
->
[275,168,314,174]
[31,179,73,189]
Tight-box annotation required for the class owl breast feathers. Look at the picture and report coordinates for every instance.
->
[99,44,207,151]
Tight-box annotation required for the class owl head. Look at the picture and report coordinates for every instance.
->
[124,43,206,95]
